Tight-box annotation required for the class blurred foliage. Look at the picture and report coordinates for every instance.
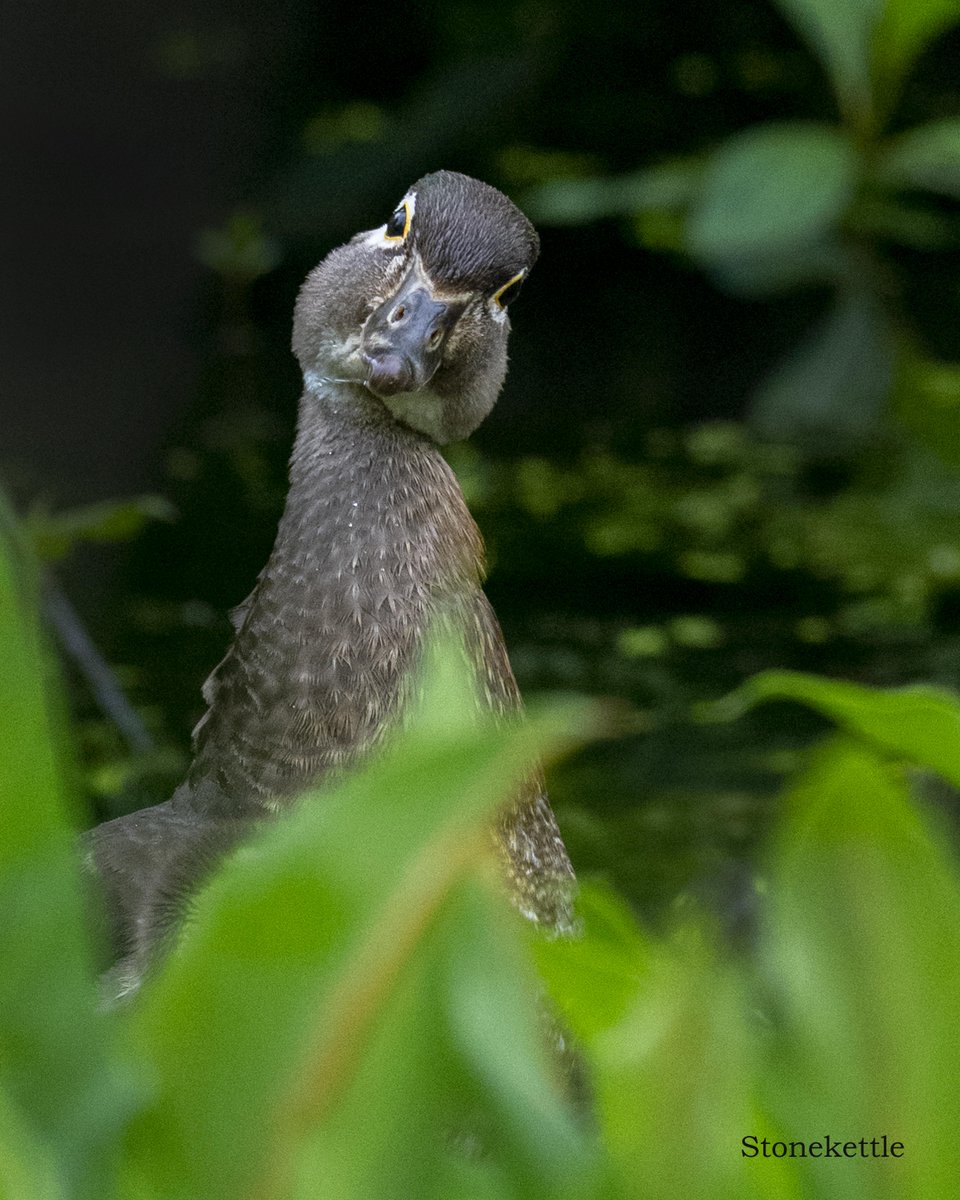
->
[454,421,960,632]
[6,440,960,1197]
[525,0,960,456]
[196,212,283,283]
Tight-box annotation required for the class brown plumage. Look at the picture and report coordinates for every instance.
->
[89,171,574,992]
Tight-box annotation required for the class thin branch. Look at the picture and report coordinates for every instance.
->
[42,573,154,754]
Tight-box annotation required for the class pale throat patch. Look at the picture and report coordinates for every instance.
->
[303,367,449,443]
[381,387,449,443]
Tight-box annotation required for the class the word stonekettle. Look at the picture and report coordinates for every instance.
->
[742,1136,904,1159]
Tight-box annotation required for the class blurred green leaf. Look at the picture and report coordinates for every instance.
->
[430,879,598,1197]
[616,626,669,659]
[749,286,893,449]
[302,102,385,154]
[706,238,845,296]
[0,1084,66,1200]
[593,923,765,1200]
[713,668,960,786]
[26,496,175,562]
[497,145,602,189]
[533,881,652,1043]
[515,457,567,518]
[292,876,596,1200]
[0,497,135,1200]
[196,211,282,280]
[873,0,960,111]
[893,350,960,465]
[523,159,703,226]
[761,737,960,1198]
[670,614,725,648]
[876,117,960,199]
[771,0,880,128]
[852,193,957,249]
[686,122,857,270]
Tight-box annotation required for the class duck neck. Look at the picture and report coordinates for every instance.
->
[187,379,485,808]
[280,379,484,605]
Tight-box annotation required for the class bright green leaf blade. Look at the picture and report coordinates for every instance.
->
[533,881,652,1043]
[876,117,960,199]
[687,123,857,267]
[761,738,960,1198]
[287,921,457,1200]
[294,877,598,1200]
[749,286,893,449]
[0,1084,67,1200]
[714,668,960,786]
[123,637,595,1200]
[0,504,136,1190]
[771,0,880,127]
[874,0,960,108]
[0,498,134,1200]
[592,923,771,1200]
[0,500,73,857]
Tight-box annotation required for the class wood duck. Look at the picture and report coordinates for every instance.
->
[89,170,575,990]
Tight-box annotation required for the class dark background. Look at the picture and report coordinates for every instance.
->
[5,1,960,925]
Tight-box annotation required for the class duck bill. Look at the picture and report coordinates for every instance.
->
[361,269,464,397]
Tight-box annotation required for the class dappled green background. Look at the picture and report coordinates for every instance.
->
[7,0,960,928]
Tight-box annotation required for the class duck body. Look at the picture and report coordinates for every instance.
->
[89,171,574,985]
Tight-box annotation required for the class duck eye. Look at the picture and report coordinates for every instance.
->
[384,201,411,242]
[492,270,525,309]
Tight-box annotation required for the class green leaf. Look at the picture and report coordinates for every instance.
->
[0,1084,67,1200]
[892,350,960,466]
[196,211,282,279]
[533,881,653,1043]
[761,738,960,1198]
[773,0,960,128]
[705,239,844,297]
[876,117,960,199]
[851,193,956,249]
[687,123,857,270]
[771,0,881,128]
[522,159,703,226]
[713,668,960,787]
[26,496,175,561]
[592,923,770,1200]
[0,496,135,1200]
[749,286,893,449]
[873,0,960,109]
[293,877,598,1200]
[122,635,597,1200]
